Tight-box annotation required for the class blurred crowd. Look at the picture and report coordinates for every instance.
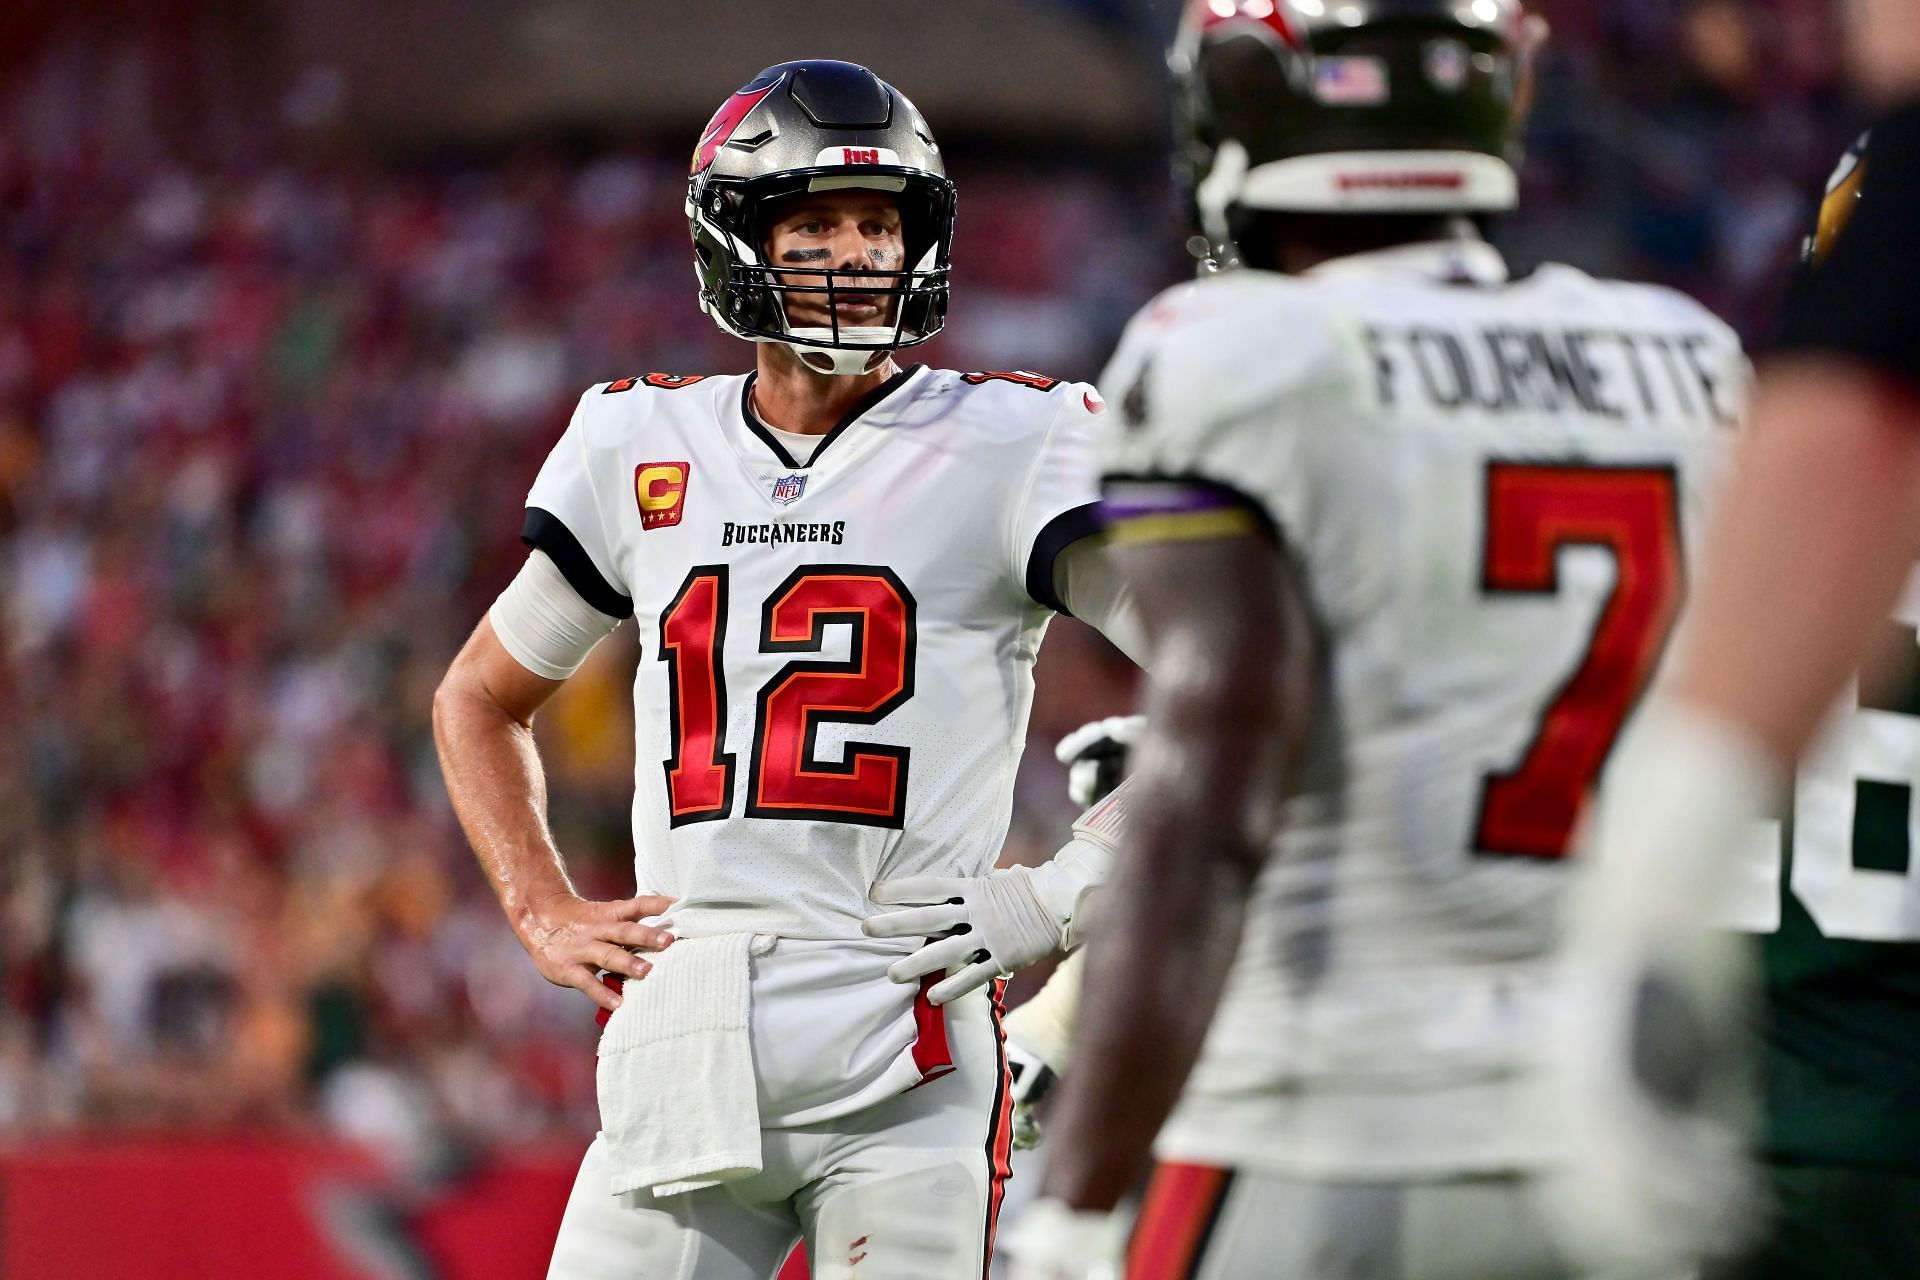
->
[0,30,1144,1165]
[1509,0,1857,336]
[0,0,1871,1163]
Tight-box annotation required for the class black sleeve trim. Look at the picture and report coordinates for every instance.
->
[1024,501,1106,615]
[521,507,634,619]
[1100,471,1283,545]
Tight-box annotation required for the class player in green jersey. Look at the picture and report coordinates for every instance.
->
[1713,578,1920,1277]
[1559,3,1920,1275]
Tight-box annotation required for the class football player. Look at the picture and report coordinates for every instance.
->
[1004,3,1757,1277]
[432,60,1141,1280]
[1556,3,1920,1276]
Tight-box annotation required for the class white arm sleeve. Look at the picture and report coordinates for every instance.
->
[1056,538,1148,667]
[487,550,622,681]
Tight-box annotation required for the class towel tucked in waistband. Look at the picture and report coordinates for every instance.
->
[596,931,774,1197]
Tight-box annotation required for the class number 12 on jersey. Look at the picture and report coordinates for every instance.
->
[1474,462,1686,859]
[659,564,917,829]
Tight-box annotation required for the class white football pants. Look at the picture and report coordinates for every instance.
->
[1124,1164,1692,1280]
[548,987,1011,1280]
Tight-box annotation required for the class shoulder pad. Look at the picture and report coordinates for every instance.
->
[1557,270,1745,349]
[1107,275,1353,425]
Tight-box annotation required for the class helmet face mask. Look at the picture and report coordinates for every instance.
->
[1171,0,1527,267]
[687,61,956,375]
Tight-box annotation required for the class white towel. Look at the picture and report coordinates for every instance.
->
[595,931,773,1197]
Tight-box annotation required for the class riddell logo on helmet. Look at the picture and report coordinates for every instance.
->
[1336,172,1466,191]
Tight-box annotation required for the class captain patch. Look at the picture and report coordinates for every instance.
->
[635,462,691,530]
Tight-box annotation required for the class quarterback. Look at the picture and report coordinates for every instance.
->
[1009,2,1752,1277]
[433,60,1139,1280]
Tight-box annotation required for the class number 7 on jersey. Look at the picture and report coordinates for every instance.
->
[1474,463,1686,859]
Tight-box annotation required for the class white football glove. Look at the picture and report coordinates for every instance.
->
[1003,1198,1125,1280]
[1546,916,1762,1272]
[862,839,1111,1005]
[1056,715,1146,808]
[1541,704,1776,1272]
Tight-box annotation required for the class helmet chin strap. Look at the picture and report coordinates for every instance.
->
[781,328,898,376]
[1195,139,1251,264]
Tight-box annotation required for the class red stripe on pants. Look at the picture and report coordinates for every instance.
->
[1126,1161,1231,1280]
[981,978,1014,1278]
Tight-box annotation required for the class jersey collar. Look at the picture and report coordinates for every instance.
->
[738,364,925,470]
[1301,238,1510,287]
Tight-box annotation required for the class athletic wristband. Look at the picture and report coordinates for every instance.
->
[1033,837,1114,952]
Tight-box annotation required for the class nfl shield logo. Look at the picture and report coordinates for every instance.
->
[770,473,807,506]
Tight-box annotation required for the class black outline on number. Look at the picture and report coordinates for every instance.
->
[746,564,918,828]
[659,565,737,827]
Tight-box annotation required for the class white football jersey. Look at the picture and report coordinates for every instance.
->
[1099,241,1749,1177]
[523,363,1100,1121]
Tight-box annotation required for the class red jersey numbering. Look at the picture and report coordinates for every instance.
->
[1473,462,1685,859]
[659,565,919,829]
[603,373,709,394]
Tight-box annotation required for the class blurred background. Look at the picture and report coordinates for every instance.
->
[0,0,1866,1275]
